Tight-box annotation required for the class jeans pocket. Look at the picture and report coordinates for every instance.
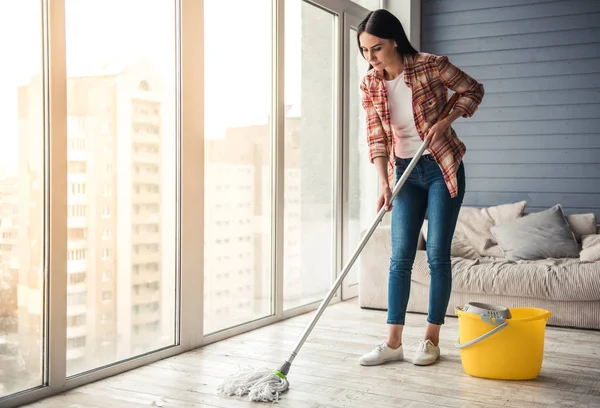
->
[395,161,408,181]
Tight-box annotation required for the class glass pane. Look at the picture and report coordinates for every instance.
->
[64,0,177,376]
[0,0,44,397]
[347,27,377,291]
[284,1,336,310]
[203,0,273,334]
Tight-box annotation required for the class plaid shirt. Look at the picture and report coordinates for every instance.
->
[360,52,484,198]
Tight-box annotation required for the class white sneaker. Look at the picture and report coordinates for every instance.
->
[413,339,440,366]
[359,342,404,366]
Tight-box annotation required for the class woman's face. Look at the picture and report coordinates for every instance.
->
[359,32,397,71]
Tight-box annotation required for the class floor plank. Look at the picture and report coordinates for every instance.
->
[23,299,600,408]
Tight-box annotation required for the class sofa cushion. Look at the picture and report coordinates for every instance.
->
[490,204,579,261]
[455,201,527,258]
[411,250,600,302]
[580,234,600,262]
[421,201,527,259]
[566,213,597,242]
[358,225,392,309]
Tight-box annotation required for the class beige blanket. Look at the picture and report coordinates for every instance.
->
[412,250,600,302]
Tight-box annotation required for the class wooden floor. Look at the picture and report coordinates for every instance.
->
[26,298,600,408]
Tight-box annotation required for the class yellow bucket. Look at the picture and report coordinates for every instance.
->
[456,303,552,380]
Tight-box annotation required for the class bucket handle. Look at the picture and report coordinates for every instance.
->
[455,321,508,349]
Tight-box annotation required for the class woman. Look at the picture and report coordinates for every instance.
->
[357,9,484,366]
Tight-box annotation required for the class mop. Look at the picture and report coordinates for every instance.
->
[217,92,460,403]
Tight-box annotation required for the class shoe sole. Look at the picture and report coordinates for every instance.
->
[412,357,439,366]
[359,357,403,366]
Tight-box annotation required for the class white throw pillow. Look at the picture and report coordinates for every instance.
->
[454,200,527,258]
[580,234,600,262]
[566,213,597,242]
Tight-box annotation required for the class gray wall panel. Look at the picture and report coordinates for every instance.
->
[426,0,600,28]
[463,192,600,209]
[423,0,564,15]
[463,149,600,164]
[446,43,600,66]
[474,90,600,108]
[465,60,600,80]
[461,134,600,150]
[466,164,600,179]
[457,120,599,136]
[429,28,600,55]
[467,178,600,194]
[422,0,600,219]
[423,13,600,42]
[479,73,600,93]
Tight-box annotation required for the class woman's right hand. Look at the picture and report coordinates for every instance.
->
[377,186,393,212]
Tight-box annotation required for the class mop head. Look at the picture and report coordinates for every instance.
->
[217,366,289,403]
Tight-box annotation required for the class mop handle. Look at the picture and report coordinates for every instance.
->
[284,92,460,365]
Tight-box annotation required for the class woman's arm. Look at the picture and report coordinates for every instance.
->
[432,55,484,118]
[440,106,464,127]
[360,78,389,163]
[373,157,389,189]
[425,96,473,144]
[361,76,393,210]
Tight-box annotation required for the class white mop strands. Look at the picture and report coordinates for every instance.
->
[217,362,290,403]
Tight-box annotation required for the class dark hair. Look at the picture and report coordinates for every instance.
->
[356,9,418,69]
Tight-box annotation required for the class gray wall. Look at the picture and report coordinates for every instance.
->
[421,0,600,220]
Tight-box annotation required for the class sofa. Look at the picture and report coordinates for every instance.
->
[358,200,600,330]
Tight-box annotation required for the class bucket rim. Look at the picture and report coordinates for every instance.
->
[456,307,551,323]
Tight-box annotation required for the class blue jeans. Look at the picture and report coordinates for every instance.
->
[387,154,465,326]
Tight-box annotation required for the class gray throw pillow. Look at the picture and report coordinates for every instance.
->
[490,204,579,261]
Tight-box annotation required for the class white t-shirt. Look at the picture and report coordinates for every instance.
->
[385,72,430,158]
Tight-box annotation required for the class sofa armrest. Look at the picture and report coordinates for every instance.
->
[358,225,391,309]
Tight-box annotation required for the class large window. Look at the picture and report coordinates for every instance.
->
[64,0,177,375]
[284,0,337,310]
[0,0,374,405]
[203,0,273,334]
[0,0,45,398]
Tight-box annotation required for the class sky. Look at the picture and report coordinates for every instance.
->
[0,0,303,174]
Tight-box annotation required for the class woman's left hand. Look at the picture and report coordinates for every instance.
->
[424,119,450,146]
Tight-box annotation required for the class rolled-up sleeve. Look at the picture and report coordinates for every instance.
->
[432,55,484,118]
[360,78,388,162]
